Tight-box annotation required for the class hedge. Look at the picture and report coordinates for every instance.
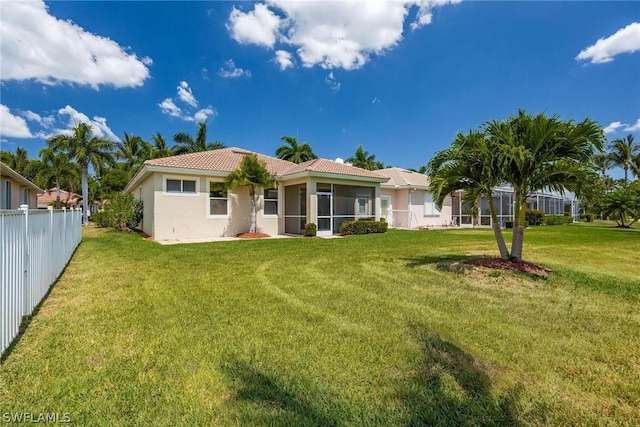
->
[340,220,387,235]
[544,215,573,225]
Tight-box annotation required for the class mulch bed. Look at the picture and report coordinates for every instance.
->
[464,257,551,276]
[236,232,271,239]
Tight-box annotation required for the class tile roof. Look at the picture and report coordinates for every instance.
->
[144,147,295,175]
[281,158,388,179]
[141,148,387,180]
[37,188,81,204]
[376,167,430,188]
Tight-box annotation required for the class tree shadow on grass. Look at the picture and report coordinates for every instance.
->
[404,254,477,274]
[220,358,339,426]
[400,325,526,426]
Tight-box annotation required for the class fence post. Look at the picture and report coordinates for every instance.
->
[19,205,29,316]
[48,206,54,284]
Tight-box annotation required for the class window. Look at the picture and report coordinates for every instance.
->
[21,188,29,206]
[209,182,228,216]
[3,181,11,209]
[264,188,278,215]
[166,178,196,193]
[424,193,441,216]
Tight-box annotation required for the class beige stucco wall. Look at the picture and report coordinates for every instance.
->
[0,177,38,210]
[381,187,453,228]
[140,173,282,240]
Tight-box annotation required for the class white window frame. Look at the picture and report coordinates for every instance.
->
[163,175,199,196]
[355,194,372,218]
[262,187,279,217]
[207,179,230,218]
[424,192,441,216]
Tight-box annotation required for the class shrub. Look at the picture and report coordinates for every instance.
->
[340,220,387,235]
[505,220,514,229]
[91,211,109,228]
[97,193,143,231]
[525,209,545,226]
[580,213,594,222]
[544,215,573,225]
[304,222,317,237]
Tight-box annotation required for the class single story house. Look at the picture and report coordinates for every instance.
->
[37,188,82,209]
[0,161,42,210]
[376,167,453,229]
[123,147,390,240]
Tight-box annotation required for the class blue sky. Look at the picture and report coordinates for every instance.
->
[1,1,639,177]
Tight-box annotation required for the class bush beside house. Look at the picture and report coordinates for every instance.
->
[340,220,387,235]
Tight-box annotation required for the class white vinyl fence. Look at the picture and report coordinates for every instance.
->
[1,206,82,356]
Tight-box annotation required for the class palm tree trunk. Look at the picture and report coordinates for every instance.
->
[488,196,510,260]
[511,197,527,261]
[81,164,89,225]
[624,164,628,186]
[55,181,61,209]
[250,185,257,233]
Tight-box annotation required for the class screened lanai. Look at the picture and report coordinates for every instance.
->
[452,188,579,227]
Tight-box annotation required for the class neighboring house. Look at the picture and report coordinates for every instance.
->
[37,188,82,209]
[0,161,42,210]
[123,147,389,240]
[451,186,580,227]
[376,167,453,229]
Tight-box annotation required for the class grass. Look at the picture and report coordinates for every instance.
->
[1,222,639,425]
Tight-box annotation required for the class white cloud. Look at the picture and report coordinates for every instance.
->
[218,60,252,78]
[159,83,216,122]
[577,22,640,64]
[274,50,294,70]
[0,104,32,138]
[57,105,120,141]
[159,98,183,118]
[324,71,341,93]
[624,118,640,132]
[227,3,281,47]
[227,1,460,70]
[603,121,626,134]
[20,110,55,128]
[371,97,381,104]
[177,81,198,108]
[194,108,217,122]
[0,0,151,89]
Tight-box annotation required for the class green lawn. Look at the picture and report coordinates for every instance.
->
[1,223,639,425]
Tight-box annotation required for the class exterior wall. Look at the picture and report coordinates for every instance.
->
[0,177,38,210]
[381,187,453,228]
[143,173,282,240]
[135,175,156,237]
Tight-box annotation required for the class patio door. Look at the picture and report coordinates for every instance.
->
[317,192,332,236]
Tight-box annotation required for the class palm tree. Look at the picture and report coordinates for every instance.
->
[275,136,317,163]
[609,134,640,185]
[632,152,640,180]
[173,121,225,155]
[225,154,276,234]
[48,123,115,224]
[592,153,613,180]
[3,147,29,174]
[150,132,174,159]
[346,145,377,170]
[37,148,79,209]
[603,186,640,227]
[487,110,603,261]
[116,132,147,172]
[427,130,510,259]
